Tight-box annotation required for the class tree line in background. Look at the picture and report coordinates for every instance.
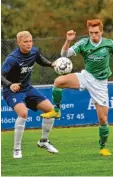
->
[1,0,113,83]
[2,0,113,38]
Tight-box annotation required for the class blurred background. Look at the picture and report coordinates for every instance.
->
[1,0,113,84]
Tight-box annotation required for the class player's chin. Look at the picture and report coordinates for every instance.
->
[25,48,32,53]
[92,38,99,43]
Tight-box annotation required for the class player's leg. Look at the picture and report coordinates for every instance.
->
[53,73,80,109]
[26,86,58,153]
[3,91,28,158]
[95,104,111,156]
[84,72,111,156]
[41,73,80,118]
[13,103,28,158]
[37,99,58,153]
[54,73,80,88]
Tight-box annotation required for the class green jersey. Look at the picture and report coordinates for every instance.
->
[72,37,113,80]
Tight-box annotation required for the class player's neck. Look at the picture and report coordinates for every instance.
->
[90,37,102,47]
[19,48,30,55]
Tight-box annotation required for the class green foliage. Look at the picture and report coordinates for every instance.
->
[1,0,27,38]
[2,0,113,38]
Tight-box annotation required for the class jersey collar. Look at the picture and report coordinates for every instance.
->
[90,37,102,47]
[18,48,30,56]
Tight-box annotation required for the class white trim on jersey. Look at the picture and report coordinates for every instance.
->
[90,37,102,47]
[72,40,85,49]
[61,47,76,57]
[61,39,87,57]
[111,39,113,43]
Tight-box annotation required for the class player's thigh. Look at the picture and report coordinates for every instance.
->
[54,73,80,89]
[26,86,51,112]
[95,103,108,125]
[3,91,28,118]
[37,99,54,112]
[14,103,28,119]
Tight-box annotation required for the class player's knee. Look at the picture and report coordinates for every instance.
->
[18,110,28,119]
[54,76,65,87]
[99,115,107,125]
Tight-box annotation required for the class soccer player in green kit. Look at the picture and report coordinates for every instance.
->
[41,19,113,156]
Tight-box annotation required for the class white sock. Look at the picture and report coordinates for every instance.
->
[14,117,26,150]
[41,118,55,139]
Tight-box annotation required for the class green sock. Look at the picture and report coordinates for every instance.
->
[52,87,63,111]
[99,124,109,149]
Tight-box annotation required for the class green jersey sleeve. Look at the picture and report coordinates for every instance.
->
[71,38,87,55]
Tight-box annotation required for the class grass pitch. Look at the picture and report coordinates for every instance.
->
[1,126,113,176]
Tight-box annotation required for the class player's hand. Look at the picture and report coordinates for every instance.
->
[66,30,76,41]
[51,61,56,68]
[10,83,21,92]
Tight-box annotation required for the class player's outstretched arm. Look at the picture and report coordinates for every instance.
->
[36,53,53,67]
[61,30,76,57]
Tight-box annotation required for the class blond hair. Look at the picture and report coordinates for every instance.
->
[87,19,103,31]
[16,31,32,41]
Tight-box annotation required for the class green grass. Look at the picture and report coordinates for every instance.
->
[1,126,113,176]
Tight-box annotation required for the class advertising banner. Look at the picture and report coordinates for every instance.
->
[1,83,113,130]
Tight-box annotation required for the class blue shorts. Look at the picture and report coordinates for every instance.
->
[3,86,47,111]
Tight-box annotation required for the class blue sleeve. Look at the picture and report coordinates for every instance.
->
[1,56,17,73]
[36,50,52,67]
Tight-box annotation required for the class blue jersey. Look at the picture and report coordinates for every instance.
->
[2,47,50,91]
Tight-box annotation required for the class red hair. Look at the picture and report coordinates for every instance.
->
[87,19,103,31]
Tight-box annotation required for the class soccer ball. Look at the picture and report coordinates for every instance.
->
[54,57,73,75]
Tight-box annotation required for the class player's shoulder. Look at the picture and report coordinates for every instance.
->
[102,37,113,44]
[6,48,18,62]
[72,37,89,50]
[74,37,89,46]
[31,46,40,54]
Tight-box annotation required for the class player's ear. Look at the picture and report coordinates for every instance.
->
[16,38,20,46]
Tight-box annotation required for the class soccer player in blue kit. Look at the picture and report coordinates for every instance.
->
[1,31,58,158]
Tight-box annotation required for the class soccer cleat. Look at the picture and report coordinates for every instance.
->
[37,140,58,153]
[99,148,112,156]
[40,109,61,119]
[13,149,22,159]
